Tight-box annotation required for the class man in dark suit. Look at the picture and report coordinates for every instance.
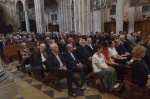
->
[34,43,49,81]
[68,37,77,49]
[0,38,8,57]
[48,43,83,97]
[64,44,90,90]
[77,39,91,75]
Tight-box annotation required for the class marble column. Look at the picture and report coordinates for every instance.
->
[16,13,21,29]
[116,0,123,34]
[34,0,46,33]
[0,57,17,99]
[24,6,30,32]
[128,7,135,35]
[93,10,101,32]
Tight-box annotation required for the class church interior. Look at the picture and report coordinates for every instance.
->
[0,0,150,99]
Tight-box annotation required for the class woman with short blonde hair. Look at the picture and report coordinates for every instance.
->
[131,45,150,88]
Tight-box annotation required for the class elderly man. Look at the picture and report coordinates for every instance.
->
[77,39,91,75]
[64,44,90,90]
[34,43,49,81]
[48,43,83,97]
[68,37,77,49]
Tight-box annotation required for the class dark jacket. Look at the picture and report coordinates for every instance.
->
[77,45,90,65]
[48,52,66,75]
[34,48,48,70]
[132,59,149,88]
[64,51,80,70]
[115,43,127,55]
[85,45,94,56]
[59,44,67,54]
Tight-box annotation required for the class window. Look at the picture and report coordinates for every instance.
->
[110,5,116,15]
[51,14,57,21]
[142,5,150,12]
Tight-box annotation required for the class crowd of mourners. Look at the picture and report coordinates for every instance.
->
[1,30,150,97]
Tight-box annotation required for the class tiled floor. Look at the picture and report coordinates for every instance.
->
[2,60,120,99]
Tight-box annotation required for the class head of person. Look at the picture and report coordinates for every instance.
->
[35,41,40,47]
[66,44,74,52]
[102,41,109,50]
[109,40,115,48]
[60,39,66,45]
[86,37,92,45]
[119,31,123,35]
[51,43,59,53]
[131,32,136,37]
[68,37,74,43]
[95,38,99,43]
[114,39,121,47]
[51,39,55,44]
[21,42,26,49]
[22,36,26,40]
[132,45,146,59]
[148,35,150,40]
[79,39,86,47]
[137,31,141,36]
[119,35,125,42]
[39,43,46,52]
[95,44,103,53]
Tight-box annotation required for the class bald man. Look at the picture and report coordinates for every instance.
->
[48,43,83,97]
[64,44,90,90]
[34,43,49,81]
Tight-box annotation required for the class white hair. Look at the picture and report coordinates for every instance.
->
[119,35,125,40]
[21,42,26,46]
[50,43,57,49]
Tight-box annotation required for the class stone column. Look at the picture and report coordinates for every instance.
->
[116,0,124,34]
[16,13,21,29]
[34,0,46,33]
[128,7,135,35]
[0,57,17,99]
[24,6,30,32]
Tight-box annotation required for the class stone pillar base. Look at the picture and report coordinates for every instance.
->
[0,78,17,99]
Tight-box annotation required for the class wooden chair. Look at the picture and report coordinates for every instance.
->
[29,53,64,92]
[17,50,27,73]
[28,53,41,81]
[126,64,149,99]
[86,60,105,91]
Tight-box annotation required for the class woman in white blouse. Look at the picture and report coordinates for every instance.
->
[92,44,119,92]
[108,40,127,64]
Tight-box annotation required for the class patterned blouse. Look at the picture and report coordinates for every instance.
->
[20,48,30,57]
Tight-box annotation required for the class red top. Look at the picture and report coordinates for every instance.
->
[102,49,111,62]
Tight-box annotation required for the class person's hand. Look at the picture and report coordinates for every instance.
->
[108,66,115,70]
[62,66,67,70]
[88,57,92,61]
[43,65,46,69]
[59,66,63,70]
[124,57,127,60]
[77,63,83,68]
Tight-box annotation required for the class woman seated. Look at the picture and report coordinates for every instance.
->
[86,37,94,56]
[101,41,125,81]
[131,45,150,88]
[92,44,119,92]
[108,40,127,65]
[20,42,31,64]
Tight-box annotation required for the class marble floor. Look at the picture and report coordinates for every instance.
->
[2,60,121,99]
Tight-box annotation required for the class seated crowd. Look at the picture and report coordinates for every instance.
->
[1,30,150,97]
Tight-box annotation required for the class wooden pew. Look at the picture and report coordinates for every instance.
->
[3,42,35,63]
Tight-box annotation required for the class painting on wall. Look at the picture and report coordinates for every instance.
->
[91,0,112,11]
[129,0,150,7]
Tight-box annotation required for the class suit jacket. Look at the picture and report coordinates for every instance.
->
[115,42,127,55]
[48,52,66,75]
[77,45,90,65]
[86,45,94,56]
[34,48,48,70]
[64,51,80,70]
[59,44,67,53]
[135,36,141,43]
[128,36,137,48]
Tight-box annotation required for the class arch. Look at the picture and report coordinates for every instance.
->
[16,0,23,13]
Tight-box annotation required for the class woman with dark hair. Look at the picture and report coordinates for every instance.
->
[101,41,126,81]
[108,40,127,65]
[92,44,119,92]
